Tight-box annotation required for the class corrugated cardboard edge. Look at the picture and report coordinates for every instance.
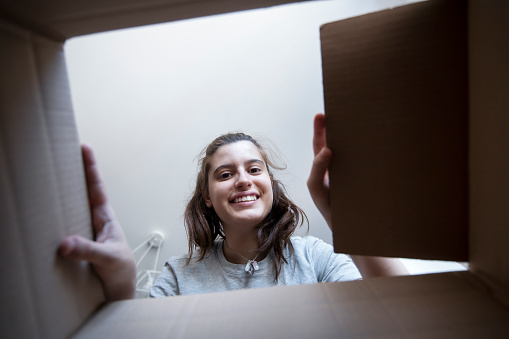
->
[0,0,307,39]
[468,0,509,308]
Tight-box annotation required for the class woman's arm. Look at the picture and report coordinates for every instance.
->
[307,113,408,278]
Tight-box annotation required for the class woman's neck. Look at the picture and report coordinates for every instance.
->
[222,230,267,264]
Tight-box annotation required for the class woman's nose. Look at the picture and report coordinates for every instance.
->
[235,170,252,189]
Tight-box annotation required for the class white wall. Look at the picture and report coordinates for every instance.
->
[65,0,463,294]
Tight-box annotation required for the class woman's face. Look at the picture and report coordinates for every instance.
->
[205,141,273,233]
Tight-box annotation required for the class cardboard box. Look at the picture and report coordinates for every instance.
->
[322,0,469,261]
[1,0,508,338]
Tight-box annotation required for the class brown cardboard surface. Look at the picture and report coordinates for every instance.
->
[0,18,104,339]
[73,272,509,338]
[468,0,509,300]
[0,0,305,39]
[321,0,468,260]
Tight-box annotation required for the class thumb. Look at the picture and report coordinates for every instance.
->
[308,147,332,191]
[59,235,110,265]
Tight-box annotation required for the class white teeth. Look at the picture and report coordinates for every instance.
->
[234,195,257,203]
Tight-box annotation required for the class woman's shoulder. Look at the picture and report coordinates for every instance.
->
[290,235,327,247]
[165,240,220,267]
[289,235,336,257]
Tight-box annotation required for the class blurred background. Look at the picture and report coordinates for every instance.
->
[65,0,465,297]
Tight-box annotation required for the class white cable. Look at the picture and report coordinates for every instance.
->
[133,232,165,293]
[136,270,148,287]
[153,242,162,271]
[135,245,152,268]
[132,235,154,253]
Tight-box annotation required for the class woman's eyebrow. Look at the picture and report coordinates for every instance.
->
[246,159,264,166]
[212,159,265,176]
[212,164,233,176]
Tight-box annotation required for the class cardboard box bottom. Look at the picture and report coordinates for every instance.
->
[73,271,509,338]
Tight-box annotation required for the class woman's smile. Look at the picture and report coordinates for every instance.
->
[231,193,259,204]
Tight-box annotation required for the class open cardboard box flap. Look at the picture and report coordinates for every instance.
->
[322,0,469,262]
[0,0,305,40]
[321,0,509,296]
[74,272,508,338]
[1,0,509,338]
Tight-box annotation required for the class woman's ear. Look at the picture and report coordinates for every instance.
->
[204,190,212,208]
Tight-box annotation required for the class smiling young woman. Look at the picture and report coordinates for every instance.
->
[149,129,365,297]
[180,133,310,283]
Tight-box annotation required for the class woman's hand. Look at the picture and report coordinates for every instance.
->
[307,114,408,278]
[307,113,333,229]
[59,144,136,301]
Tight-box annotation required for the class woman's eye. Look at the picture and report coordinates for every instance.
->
[249,167,261,174]
[218,172,232,179]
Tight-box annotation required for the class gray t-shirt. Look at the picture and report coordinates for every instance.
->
[150,236,361,297]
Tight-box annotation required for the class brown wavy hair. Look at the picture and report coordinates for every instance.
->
[184,132,308,281]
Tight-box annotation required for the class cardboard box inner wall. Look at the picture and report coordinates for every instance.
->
[0,19,104,338]
[1,0,509,338]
